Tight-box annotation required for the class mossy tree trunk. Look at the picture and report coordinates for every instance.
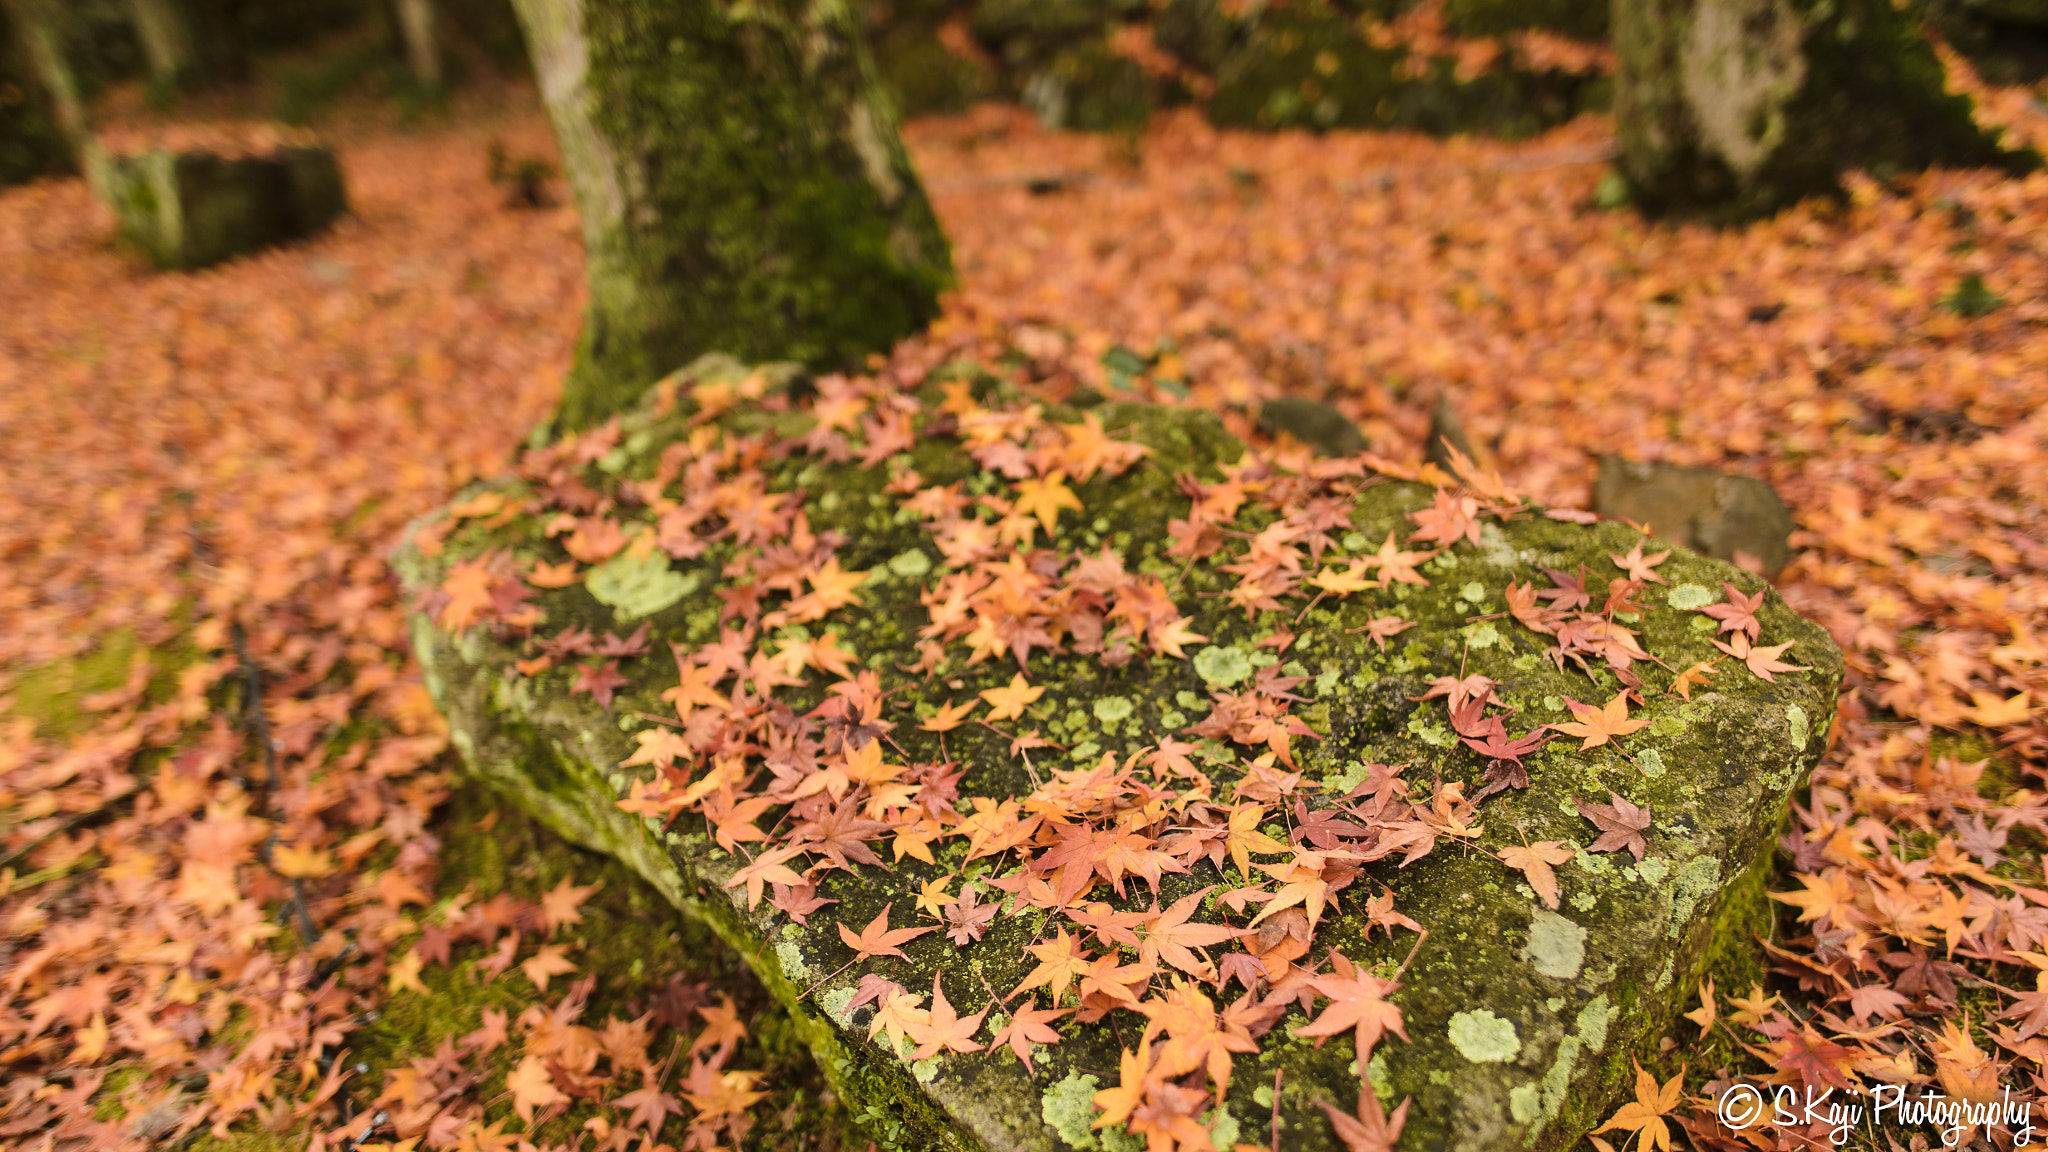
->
[508,0,953,431]
[125,0,199,90]
[1612,0,2029,218]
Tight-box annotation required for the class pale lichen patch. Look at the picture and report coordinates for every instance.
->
[1042,1072,1103,1150]
[1521,909,1588,980]
[1449,1009,1521,1063]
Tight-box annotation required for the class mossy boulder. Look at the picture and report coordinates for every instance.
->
[1207,7,1595,135]
[99,142,346,270]
[393,356,1842,1152]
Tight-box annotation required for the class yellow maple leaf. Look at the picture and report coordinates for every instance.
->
[506,1054,570,1123]
[272,842,337,879]
[1965,689,2032,728]
[387,949,428,996]
[1014,471,1083,536]
[520,942,578,991]
[980,673,1045,722]
[921,698,978,732]
[1548,693,1650,750]
[805,557,869,613]
[1308,560,1376,596]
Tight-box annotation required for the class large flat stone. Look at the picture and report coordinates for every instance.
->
[394,357,1840,1152]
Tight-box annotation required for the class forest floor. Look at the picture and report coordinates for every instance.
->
[4,61,2048,1152]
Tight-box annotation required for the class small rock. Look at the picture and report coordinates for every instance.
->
[1424,391,1477,471]
[1592,455,1796,577]
[1257,396,1367,457]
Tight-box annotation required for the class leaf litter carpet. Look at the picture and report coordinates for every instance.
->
[3,70,2048,1150]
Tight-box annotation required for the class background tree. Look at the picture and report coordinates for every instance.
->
[1612,0,2031,218]
[507,0,952,431]
[394,0,442,91]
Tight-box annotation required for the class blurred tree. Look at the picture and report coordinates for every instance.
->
[508,0,951,430]
[125,0,197,89]
[394,0,442,90]
[0,0,74,182]
[0,0,85,155]
[1612,0,2031,219]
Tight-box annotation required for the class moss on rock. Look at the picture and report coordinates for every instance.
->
[394,356,1844,1151]
[1207,5,1594,136]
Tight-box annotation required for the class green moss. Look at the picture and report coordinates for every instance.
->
[1615,0,2038,221]
[398,368,1846,1152]
[5,625,204,740]
[1208,4,1593,136]
[548,0,952,430]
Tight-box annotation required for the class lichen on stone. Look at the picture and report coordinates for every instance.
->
[1448,1009,1522,1063]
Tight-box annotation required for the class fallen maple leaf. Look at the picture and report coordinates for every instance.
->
[1576,792,1653,863]
[1497,841,1575,909]
[1013,471,1083,536]
[1297,951,1409,1074]
[1548,693,1649,750]
[1591,1061,1682,1152]
[1319,1090,1412,1152]
[979,673,1045,721]
[1711,633,1812,682]
[921,698,978,732]
[988,997,1069,1067]
[903,973,989,1059]
[1667,658,1717,700]
[1610,540,1670,585]
[520,942,578,990]
[838,904,938,961]
[506,1053,570,1123]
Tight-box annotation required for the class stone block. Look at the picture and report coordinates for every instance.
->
[98,128,346,270]
[395,357,1841,1151]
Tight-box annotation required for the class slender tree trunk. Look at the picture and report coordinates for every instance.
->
[509,0,952,430]
[1612,0,2030,219]
[126,0,198,89]
[2,0,83,150]
[395,0,442,90]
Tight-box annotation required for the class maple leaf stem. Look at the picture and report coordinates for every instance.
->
[799,957,859,1002]
[1271,1067,1285,1152]
[1294,589,1330,625]
[629,710,685,728]
[1395,926,1430,981]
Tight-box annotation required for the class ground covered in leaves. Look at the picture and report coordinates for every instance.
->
[2,51,2048,1152]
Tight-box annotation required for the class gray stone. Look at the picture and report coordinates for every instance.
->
[1257,396,1368,457]
[1424,392,1477,472]
[395,358,1840,1152]
[1591,456,1796,578]
[100,144,347,270]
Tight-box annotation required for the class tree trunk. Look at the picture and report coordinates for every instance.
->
[395,0,442,90]
[2,0,84,152]
[509,0,953,431]
[125,0,198,89]
[1612,0,2031,219]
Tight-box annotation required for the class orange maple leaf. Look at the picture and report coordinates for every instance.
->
[1497,841,1576,909]
[1548,693,1649,750]
[1591,1061,1683,1152]
[837,904,938,961]
[979,672,1045,722]
[506,1054,569,1123]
